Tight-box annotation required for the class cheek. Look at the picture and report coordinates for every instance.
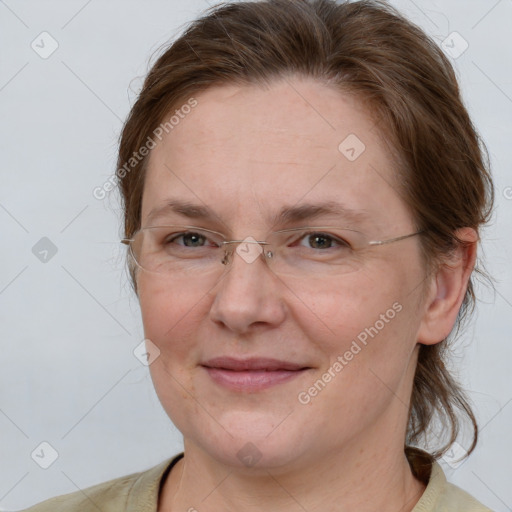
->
[299,285,418,420]
[295,267,405,340]
[137,277,204,358]
[299,262,422,387]
[138,278,206,428]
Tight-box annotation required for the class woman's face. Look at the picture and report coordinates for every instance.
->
[137,77,430,470]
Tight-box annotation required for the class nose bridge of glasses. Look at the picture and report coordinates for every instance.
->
[221,237,273,267]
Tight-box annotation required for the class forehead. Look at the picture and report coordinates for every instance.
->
[141,77,409,231]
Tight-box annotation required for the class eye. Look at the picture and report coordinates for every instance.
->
[165,231,217,248]
[297,231,351,250]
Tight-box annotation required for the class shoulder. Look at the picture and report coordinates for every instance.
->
[413,460,494,512]
[437,478,494,512]
[18,454,183,512]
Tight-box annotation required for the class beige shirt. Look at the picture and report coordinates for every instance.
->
[20,452,493,511]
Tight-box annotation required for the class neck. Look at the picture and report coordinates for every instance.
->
[159,436,427,512]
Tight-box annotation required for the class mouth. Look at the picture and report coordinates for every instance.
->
[200,357,312,392]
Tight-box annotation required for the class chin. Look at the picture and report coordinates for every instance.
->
[182,409,316,472]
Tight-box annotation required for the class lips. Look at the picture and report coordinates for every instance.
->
[202,356,308,372]
[201,357,311,392]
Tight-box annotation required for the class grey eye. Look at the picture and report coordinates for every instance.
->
[177,232,206,247]
[298,232,350,250]
[165,231,214,248]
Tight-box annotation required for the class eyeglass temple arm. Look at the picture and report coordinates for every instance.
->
[369,230,424,246]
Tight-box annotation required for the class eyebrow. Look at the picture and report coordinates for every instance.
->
[145,199,370,228]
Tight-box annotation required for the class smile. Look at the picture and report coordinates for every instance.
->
[201,357,311,392]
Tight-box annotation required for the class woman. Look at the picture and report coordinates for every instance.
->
[22,0,494,510]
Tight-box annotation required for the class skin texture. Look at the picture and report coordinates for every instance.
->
[135,76,477,512]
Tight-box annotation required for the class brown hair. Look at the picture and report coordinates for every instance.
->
[116,0,494,469]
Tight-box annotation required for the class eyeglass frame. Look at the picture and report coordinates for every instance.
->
[120,224,425,274]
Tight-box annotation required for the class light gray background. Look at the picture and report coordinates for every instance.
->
[1,0,511,510]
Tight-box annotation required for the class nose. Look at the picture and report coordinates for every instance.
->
[209,243,286,334]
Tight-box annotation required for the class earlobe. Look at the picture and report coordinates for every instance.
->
[416,228,478,345]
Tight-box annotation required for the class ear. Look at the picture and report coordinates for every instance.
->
[416,227,478,345]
